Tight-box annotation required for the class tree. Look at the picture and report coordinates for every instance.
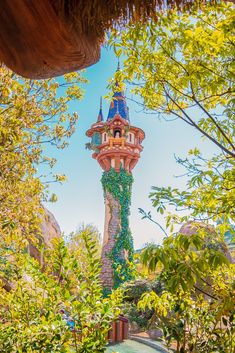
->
[139,231,235,353]
[66,223,102,264]
[0,230,122,353]
[110,2,235,157]
[110,2,235,231]
[0,68,123,352]
[148,151,235,231]
[109,5,235,351]
[0,66,86,254]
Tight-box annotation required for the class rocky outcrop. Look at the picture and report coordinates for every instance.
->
[179,221,234,263]
[179,221,216,237]
[40,207,61,245]
[2,207,61,292]
[28,207,61,264]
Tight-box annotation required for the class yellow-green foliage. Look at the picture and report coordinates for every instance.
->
[110,2,235,157]
[0,231,122,352]
[0,66,86,252]
[139,232,235,353]
[0,67,122,352]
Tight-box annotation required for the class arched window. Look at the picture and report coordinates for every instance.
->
[114,129,121,138]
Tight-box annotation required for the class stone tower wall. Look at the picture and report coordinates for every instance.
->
[100,191,121,289]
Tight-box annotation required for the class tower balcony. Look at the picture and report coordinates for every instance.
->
[109,137,126,148]
[94,143,142,173]
[94,136,143,154]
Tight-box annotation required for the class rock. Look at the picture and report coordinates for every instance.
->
[40,207,61,245]
[29,207,61,264]
[179,221,234,263]
[147,329,163,339]
[129,321,141,333]
[179,221,216,237]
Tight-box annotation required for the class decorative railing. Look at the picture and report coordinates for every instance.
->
[109,137,126,147]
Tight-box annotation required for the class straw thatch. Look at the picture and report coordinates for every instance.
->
[53,0,216,36]
[0,0,231,78]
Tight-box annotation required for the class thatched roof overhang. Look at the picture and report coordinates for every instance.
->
[0,1,233,78]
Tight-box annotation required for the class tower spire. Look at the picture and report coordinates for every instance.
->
[117,58,120,72]
[97,96,103,122]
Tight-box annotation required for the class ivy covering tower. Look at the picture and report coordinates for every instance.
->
[86,81,145,290]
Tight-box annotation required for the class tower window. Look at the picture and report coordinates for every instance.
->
[92,132,101,146]
[103,132,107,143]
[129,132,134,143]
[114,129,121,138]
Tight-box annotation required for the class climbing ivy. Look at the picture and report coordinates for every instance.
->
[101,168,135,288]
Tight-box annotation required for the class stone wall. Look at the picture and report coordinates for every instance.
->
[100,191,121,289]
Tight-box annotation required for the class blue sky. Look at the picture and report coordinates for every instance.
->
[45,47,217,249]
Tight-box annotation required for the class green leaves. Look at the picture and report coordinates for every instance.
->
[0,229,122,352]
[102,168,135,288]
[0,66,122,352]
[110,4,235,351]
[110,2,235,157]
[138,231,235,352]
[0,66,87,253]
[141,229,232,296]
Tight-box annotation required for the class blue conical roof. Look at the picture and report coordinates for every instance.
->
[107,90,129,121]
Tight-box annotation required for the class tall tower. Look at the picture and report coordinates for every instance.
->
[86,83,145,291]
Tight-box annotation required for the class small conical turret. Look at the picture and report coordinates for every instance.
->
[97,97,104,122]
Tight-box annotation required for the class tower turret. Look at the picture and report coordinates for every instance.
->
[97,97,104,122]
[86,91,144,173]
[86,83,145,291]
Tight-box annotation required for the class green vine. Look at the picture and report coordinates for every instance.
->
[101,168,135,289]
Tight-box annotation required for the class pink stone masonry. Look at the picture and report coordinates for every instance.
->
[100,191,121,289]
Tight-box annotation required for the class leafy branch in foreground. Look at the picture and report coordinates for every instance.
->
[139,231,235,353]
[0,67,86,252]
[110,2,235,158]
[138,208,168,237]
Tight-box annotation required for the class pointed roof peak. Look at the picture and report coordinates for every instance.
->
[97,96,104,122]
[117,58,120,72]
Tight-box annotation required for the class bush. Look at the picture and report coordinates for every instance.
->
[121,279,163,330]
[0,230,122,352]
